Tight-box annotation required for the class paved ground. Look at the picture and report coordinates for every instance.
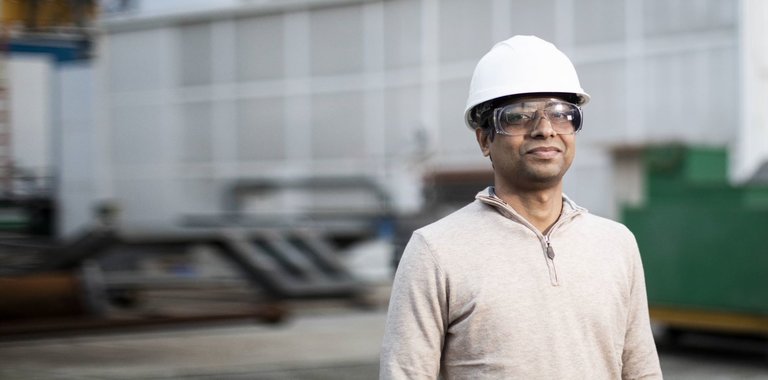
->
[655,331,768,380]
[0,299,766,379]
[0,308,384,380]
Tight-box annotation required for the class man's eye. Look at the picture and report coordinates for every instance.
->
[504,112,531,124]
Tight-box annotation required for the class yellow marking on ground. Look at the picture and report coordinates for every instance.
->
[650,307,768,335]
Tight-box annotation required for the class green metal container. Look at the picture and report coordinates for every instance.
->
[622,146,768,333]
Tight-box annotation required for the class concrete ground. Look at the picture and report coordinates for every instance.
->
[1,302,767,380]
[0,308,384,380]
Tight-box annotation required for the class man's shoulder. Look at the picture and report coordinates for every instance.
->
[414,200,491,239]
[560,194,634,238]
[575,211,636,241]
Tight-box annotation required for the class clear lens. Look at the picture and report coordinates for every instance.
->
[492,99,582,136]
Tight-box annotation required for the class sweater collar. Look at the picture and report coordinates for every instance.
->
[475,186,587,224]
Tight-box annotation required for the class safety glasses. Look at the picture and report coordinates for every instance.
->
[491,99,582,136]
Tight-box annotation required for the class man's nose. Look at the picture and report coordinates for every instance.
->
[529,111,556,137]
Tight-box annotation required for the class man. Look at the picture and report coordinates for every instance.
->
[380,35,662,379]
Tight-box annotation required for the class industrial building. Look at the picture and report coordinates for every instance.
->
[6,0,754,236]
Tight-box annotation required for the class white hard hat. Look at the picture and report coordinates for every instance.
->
[464,35,590,129]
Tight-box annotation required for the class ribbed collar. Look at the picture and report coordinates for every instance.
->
[475,186,587,224]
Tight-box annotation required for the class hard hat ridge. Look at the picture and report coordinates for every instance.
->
[464,35,590,130]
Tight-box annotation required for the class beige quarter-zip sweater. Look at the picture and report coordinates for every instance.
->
[380,188,662,379]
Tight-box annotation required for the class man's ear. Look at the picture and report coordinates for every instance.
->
[475,128,491,157]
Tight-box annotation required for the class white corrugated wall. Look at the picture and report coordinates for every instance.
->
[59,0,742,234]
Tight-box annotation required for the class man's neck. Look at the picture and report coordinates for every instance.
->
[493,185,564,234]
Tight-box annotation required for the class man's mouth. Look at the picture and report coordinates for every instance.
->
[526,146,562,158]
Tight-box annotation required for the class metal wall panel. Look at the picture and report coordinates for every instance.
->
[642,48,737,144]
[58,64,99,237]
[562,147,614,218]
[179,23,213,86]
[8,56,52,173]
[576,60,628,144]
[113,178,178,229]
[309,5,364,76]
[573,0,626,44]
[438,0,493,63]
[643,0,736,37]
[383,0,421,69]
[110,104,173,165]
[436,78,477,158]
[236,97,286,161]
[383,85,421,159]
[181,101,214,163]
[311,91,366,160]
[107,28,174,91]
[235,16,285,81]
[506,0,557,42]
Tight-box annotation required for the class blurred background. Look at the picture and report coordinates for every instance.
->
[0,0,766,378]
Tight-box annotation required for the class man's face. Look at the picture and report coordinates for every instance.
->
[475,95,577,192]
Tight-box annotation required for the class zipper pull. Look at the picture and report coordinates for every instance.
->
[544,236,559,286]
[546,241,555,260]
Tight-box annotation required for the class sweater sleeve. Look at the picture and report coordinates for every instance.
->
[621,235,663,379]
[380,232,448,380]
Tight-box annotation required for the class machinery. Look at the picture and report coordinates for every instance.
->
[0,177,386,336]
